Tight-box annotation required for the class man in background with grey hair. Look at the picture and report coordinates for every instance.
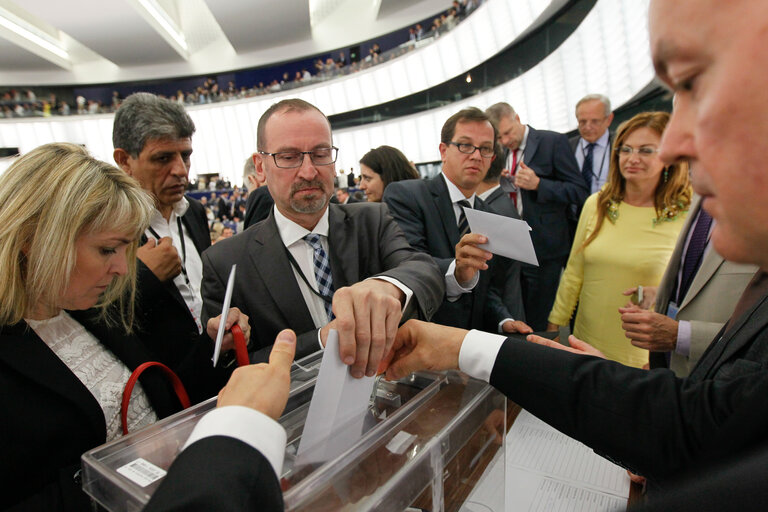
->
[570,94,613,194]
[485,102,587,331]
[113,92,245,376]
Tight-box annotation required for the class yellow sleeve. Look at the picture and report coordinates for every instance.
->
[548,194,598,326]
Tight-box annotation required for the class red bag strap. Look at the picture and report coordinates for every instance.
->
[122,361,191,435]
[231,323,250,367]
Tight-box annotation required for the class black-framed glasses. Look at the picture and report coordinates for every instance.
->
[617,146,659,157]
[448,141,495,158]
[259,146,338,168]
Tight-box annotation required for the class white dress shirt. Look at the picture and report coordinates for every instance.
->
[146,197,204,334]
[273,205,414,347]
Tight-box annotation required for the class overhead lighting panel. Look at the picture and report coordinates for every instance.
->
[0,6,69,62]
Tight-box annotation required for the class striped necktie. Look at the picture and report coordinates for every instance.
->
[457,199,471,238]
[303,233,334,321]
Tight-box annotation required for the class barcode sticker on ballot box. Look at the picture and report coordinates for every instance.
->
[117,458,167,487]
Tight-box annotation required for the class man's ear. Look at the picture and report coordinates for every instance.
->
[253,152,268,185]
[113,148,132,174]
[438,142,448,163]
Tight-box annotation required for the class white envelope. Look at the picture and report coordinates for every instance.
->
[464,207,539,266]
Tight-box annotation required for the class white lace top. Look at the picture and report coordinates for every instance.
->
[27,311,158,441]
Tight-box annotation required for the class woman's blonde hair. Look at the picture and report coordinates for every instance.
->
[582,111,691,248]
[0,143,154,331]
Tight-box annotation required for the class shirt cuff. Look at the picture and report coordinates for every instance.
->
[445,259,479,300]
[496,318,515,333]
[368,276,414,313]
[183,405,287,478]
[675,320,691,357]
[458,329,507,382]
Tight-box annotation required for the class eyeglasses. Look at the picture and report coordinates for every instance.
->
[259,147,338,168]
[617,146,659,157]
[448,141,495,158]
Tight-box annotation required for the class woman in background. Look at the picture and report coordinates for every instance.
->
[547,112,691,367]
[359,145,419,202]
[0,143,241,510]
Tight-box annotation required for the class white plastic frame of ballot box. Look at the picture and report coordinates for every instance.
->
[81,350,506,512]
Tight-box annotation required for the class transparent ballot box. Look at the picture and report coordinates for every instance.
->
[82,351,506,511]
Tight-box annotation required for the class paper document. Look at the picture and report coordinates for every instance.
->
[463,207,539,266]
[297,330,376,464]
[504,410,630,511]
[211,264,236,366]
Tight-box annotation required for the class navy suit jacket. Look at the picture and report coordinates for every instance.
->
[483,186,526,322]
[243,186,274,230]
[383,175,512,330]
[517,126,588,261]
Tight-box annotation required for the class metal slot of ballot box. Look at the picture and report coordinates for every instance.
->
[82,350,506,511]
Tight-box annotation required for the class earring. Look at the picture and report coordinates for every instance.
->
[663,168,669,183]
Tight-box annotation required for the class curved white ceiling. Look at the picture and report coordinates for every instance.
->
[0,0,655,183]
[0,0,453,84]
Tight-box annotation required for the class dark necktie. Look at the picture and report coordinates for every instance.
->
[509,150,518,208]
[581,142,595,189]
[676,209,713,304]
[303,233,334,321]
[457,199,471,239]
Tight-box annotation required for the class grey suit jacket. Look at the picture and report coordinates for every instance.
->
[383,175,512,330]
[650,195,757,376]
[201,202,444,362]
[517,126,588,261]
[482,186,526,322]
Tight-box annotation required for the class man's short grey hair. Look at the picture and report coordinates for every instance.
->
[243,155,256,181]
[112,92,195,156]
[485,102,517,128]
[575,94,612,117]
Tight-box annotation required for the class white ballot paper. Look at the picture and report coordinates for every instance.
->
[463,207,539,266]
[211,264,236,366]
[297,330,376,464]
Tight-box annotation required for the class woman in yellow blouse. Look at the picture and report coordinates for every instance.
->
[547,111,691,367]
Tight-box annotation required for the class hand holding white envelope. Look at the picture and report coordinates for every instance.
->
[463,208,539,266]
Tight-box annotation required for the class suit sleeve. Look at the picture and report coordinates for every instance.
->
[143,437,283,512]
[374,204,444,321]
[535,134,589,206]
[488,337,768,483]
[383,184,454,275]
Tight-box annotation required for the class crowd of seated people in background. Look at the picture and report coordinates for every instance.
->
[0,0,483,119]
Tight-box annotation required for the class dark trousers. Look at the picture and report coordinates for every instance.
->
[521,256,567,331]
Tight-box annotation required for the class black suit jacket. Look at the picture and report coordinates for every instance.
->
[635,442,768,511]
[0,309,220,511]
[517,126,588,261]
[144,436,282,512]
[488,289,768,492]
[383,175,512,330]
[201,202,444,362]
[483,186,526,322]
[243,186,274,230]
[135,197,214,378]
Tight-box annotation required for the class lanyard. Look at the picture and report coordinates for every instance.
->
[147,217,190,284]
[282,242,333,305]
[582,141,608,181]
